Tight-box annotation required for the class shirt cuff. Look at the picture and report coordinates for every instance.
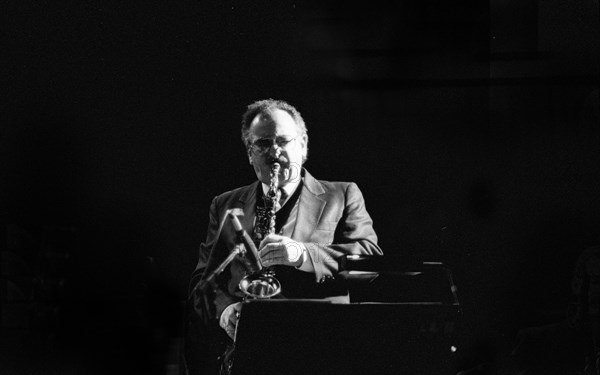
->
[294,243,308,269]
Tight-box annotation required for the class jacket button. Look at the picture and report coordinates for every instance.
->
[319,275,334,283]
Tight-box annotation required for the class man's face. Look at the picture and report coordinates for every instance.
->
[247,109,307,187]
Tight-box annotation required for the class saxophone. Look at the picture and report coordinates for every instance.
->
[220,163,282,375]
[238,162,282,298]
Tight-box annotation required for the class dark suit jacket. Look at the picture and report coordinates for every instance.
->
[182,170,382,373]
[190,169,382,315]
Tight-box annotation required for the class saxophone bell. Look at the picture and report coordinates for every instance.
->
[239,272,281,299]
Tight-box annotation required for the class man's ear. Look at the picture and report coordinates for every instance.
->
[300,133,308,160]
[298,133,307,148]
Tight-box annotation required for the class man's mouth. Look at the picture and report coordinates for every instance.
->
[268,156,289,166]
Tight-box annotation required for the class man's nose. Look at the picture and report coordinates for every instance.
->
[268,143,282,158]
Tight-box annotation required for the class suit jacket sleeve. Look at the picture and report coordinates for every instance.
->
[302,182,382,282]
[183,196,236,374]
[188,196,241,321]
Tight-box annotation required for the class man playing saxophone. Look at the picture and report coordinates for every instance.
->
[183,99,383,373]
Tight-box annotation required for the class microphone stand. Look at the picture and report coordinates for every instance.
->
[197,212,262,294]
[197,244,244,293]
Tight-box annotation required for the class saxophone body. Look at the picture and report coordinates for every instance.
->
[238,162,282,299]
[220,163,283,375]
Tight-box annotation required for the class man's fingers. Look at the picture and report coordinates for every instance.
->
[258,234,285,250]
[220,302,242,334]
[225,326,236,340]
[260,242,303,264]
[262,257,284,267]
[260,243,288,265]
[261,250,287,267]
[233,302,243,312]
[228,303,243,325]
[228,313,237,327]
[259,242,281,257]
[225,305,243,340]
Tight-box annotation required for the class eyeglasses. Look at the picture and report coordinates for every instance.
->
[249,136,298,155]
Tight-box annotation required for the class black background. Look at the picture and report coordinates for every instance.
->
[2,0,599,373]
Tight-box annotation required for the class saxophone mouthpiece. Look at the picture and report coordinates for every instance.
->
[268,155,288,166]
[270,162,281,174]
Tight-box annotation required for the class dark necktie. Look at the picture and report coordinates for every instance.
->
[277,188,289,211]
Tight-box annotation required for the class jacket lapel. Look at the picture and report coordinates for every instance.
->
[236,181,259,234]
[292,170,326,242]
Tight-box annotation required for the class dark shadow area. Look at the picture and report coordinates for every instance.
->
[2,0,598,374]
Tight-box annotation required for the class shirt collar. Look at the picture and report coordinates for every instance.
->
[261,177,301,202]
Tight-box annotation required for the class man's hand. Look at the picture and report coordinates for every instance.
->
[219,302,243,340]
[258,234,306,267]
